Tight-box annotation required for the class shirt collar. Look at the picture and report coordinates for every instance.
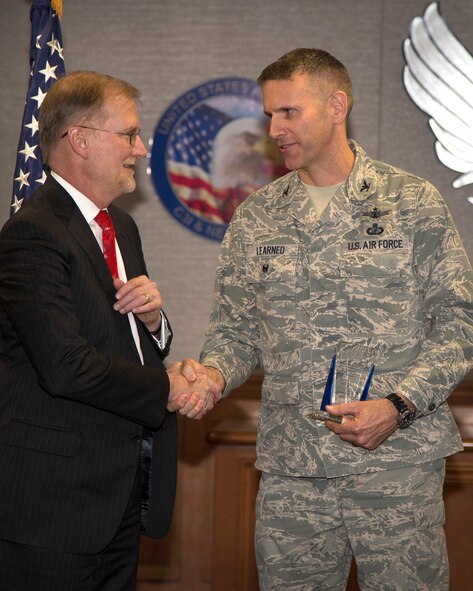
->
[51,171,102,224]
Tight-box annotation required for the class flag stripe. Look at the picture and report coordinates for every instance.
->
[11,0,65,215]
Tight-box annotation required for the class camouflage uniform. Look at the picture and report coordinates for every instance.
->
[200,142,473,588]
[255,460,448,591]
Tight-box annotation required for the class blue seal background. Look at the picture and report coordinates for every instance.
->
[149,77,268,241]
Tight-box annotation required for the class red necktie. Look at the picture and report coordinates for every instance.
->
[95,210,119,278]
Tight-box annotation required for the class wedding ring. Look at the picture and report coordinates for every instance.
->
[144,293,150,303]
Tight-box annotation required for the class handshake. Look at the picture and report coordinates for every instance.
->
[166,358,224,419]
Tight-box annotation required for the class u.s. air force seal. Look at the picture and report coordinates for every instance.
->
[148,77,285,241]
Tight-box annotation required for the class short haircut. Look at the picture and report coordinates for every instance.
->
[258,48,353,116]
[39,70,141,163]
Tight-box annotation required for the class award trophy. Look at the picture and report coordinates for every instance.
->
[310,341,377,424]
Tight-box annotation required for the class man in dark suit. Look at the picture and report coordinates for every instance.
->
[0,71,220,590]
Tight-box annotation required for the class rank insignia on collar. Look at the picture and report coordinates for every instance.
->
[360,179,371,192]
[361,206,390,220]
[283,186,289,197]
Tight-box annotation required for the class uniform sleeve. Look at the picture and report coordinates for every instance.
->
[398,182,473,415]
[200,208,261,395]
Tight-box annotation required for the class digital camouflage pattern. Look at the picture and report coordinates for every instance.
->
[201,141,473,477]
[255,461,448,590]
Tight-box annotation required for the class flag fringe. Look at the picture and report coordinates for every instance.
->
[51,0,63,19]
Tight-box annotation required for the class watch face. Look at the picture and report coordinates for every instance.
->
[398,410,416,429]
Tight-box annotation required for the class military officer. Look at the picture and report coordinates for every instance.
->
[184,48,473,590]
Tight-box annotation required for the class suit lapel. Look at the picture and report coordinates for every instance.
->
[112,216,142,280]
[45,178,142,362]
[110,211,162,367]
[69,207,116,291]
[111,213,158,365]
[45,178,115,291]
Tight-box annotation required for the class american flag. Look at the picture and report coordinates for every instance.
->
[167,103,234,224]
[11,0,65,215]
[166,101,287,225]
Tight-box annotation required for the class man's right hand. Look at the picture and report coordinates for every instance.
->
[166,359,223,419]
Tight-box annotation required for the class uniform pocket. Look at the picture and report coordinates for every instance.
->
[261,377,300,405]
[413,498,445,530]
[341,248,408,277]
[246,252,297,284]
[340,250,419,336]
[246,251,298,336]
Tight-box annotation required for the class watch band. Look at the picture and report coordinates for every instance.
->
[386,392,408,414]
[385,393,416,429]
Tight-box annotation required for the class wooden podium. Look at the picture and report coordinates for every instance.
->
[136,372,473,591]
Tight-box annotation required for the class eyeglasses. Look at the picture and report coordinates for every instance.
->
[61,125,141,146]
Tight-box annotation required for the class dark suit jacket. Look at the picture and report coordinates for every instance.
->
[0,177,177,554]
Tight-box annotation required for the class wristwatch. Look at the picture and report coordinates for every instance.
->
[385,393,416,429]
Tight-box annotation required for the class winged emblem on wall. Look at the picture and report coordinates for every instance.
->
[403,1,473,190]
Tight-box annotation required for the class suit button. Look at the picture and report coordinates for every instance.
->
[131,434,141,442]
[428,403,436,412]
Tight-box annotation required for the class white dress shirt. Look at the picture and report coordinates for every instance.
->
[51,171,167,363]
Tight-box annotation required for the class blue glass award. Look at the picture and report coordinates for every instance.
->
[310,341,377,424]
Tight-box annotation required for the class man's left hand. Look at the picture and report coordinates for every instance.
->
[323,399,399,450]
[166,360,222,419]
[113,276,162,333]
